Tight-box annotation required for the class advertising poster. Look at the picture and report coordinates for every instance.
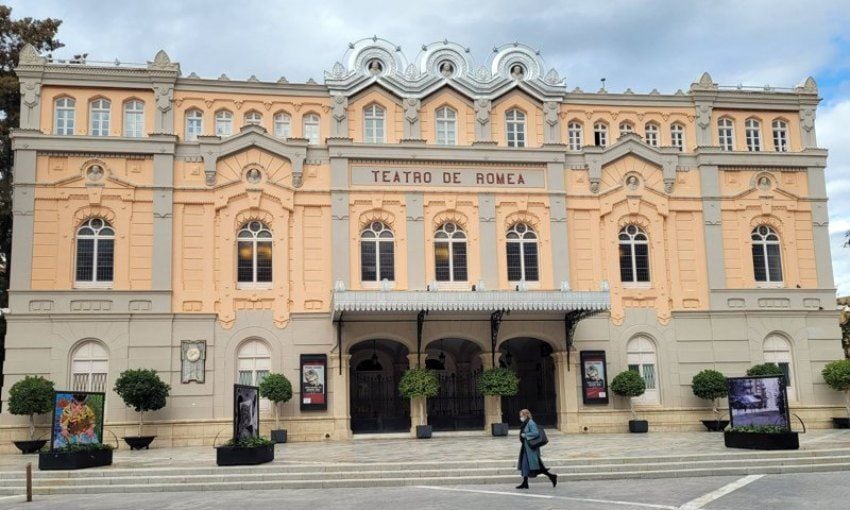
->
[301,354,328,411]
[50,391,105,450]
[727,375,790,429]
[580,351,609,405]
[233,384,260,440]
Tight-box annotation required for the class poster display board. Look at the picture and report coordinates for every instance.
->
[580,351,610,405]
[233,384,260,441]
[50,391,105,450]
[300,354,327,411]
[727,375,790,429]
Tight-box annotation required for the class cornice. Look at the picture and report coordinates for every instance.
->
[695,148,828,168]
[326,140,565,163]
[175,77,329,97]
[10,131,178,154]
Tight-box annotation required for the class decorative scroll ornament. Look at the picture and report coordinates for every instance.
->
[181,340,206,383]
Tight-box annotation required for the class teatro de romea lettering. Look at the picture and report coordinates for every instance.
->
[0,37,844,449]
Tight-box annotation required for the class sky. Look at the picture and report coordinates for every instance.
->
[8,0,850,296]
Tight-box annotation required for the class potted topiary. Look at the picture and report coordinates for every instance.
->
[259,373,293,443]
[821,359,850,429]
[113,368,171,450]
[611,369,648,433]
[398,367,439,439]
[692,369,729,431]
[746,363,784,377]
[8,376,55,454]
[476,367,520,436]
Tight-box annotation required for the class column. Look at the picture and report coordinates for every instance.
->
[329,354,353,440]
[330,157,351,288]
[406,192,425,289]
[478,194,498,289]
[10,149,36,290]
[807,166,835,288]
[548,162,569,287]
[694,100,714,147]
[543,101,561,145]
[479,352,502,431]
[407,353,427,435]
[553,352,580,433]
[152,153,173,290]
[699,165,726,290]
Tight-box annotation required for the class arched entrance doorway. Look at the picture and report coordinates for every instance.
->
[499,338,557,428]
[425,338,484,431]
[349,339,411,433]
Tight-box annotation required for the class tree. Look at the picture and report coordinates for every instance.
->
[691,369,728,422]
[746,363,784,377]
[113,369,170,437]
[822,360,850,421]
[476,367,520,397]
[398,367,439,426]
[258,373,293,430]
[7,375,54,439]
[0,7,63,395]
[610,369,646,420]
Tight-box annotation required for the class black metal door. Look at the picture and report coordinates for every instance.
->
[349,372,410,433]
[427,370,484,431]
[502,357,557,427]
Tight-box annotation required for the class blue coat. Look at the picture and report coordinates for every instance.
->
[517,419,542,474]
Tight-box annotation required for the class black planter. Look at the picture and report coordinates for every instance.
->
[13,439,47,454]
[270,429,288,443]
[701,420,730,432]
[724,431,799,450]
[491,423,509,437]
[833,418,850,429]
[39,448,113,470]
[628,420,649,433]
[123,436,156,450]
[216,444,274,466]
[416,425,433,439]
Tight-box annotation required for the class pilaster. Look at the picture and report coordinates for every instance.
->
[331,96,349,138]
[474,99,492,143]
[403,99,421,140]
[543,101,561,144]
[406,192,425,290]
[331,157,351,288]
[699,165,726,290]
[807,166,835,288]
[10,149,37,290]
[478,193,498,289]
[553,351,579,433]
[329,354,353,440]
[152,153,173,290]
[548,162,569,287]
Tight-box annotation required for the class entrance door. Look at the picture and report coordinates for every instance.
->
[349,339,411,433]
[500,338,557,427]
[425,338,485,431]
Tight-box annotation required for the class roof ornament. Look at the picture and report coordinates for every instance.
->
[188,72,199,78]
[218,73,230,80]
[799,76,818,93]
[329,61,346,79]
[247,75,260,82]
[18,43,46,66]
[277,76,288,83]
[153,49,171,65]
[543,68,561,85]
[404,63,420,80]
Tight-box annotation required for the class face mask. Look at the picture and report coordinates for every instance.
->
[520,416,527,422]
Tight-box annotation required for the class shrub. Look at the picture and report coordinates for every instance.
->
[259,373,293,430]
[822,359,850,421]
[113,369,171,437]
[7,376,55,440]
[691,369,728,422]
[610,370,646,420]
[476,367,520,397]
[746,363,784,377]
[728,425,786,434]
[221,436,274,448]
[398,367,439,426]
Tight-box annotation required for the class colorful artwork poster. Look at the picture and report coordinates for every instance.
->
[50,391,105,450]
[580,351,609,405]
[233,384,260,441]
[727,375,790,429]
[300,354,327,411]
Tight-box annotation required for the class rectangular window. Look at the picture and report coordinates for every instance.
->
[452,242,468,281]
[237,241,254,282]
[778,362,791,387]
[238,371,253,386]
[746,128,761,151]
[619,244,634,282]
[378,241,394,281]
[642,364,656,389]
[671,128,684,151]
[76,239,94,281]
[256,243,273,282]
[506,243,522,281]
[360,242,377,281]
[507,123,525,147]
[594,128,607,147]
[523,244,539,281]
[773,127,788,152]
[766,244,783,282]
[124,111,144,137]
[752,244,767,282]
[434,243,450,281]
[91,111,110,136]
[96,239,114,282]
[186,117,202,141]
[56,106,75,135]
[634,244,650,282]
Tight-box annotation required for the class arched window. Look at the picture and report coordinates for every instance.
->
[244,110,263,126]
[237,221,273,285]
[594,122,608,147]
[644,123,659,147]
[772,120,788,152]
[123,100,145,138]
[71,341,109,392]
[435,106,457,145]
[303,113,320,145]
[434,222,467,282]
[751,225,783,283]
[619,121,634,137]
[274,112,291,139]
[505,109,526,148]
[215,110,233,137]
[627,336,659,405]
[185,109,203,141]
[718,117,734,151]
[506,222,539,282]
[363,104,386,143]
[75,218,115,286]
[89,99,111,136]
[360,221,394,282]
[618,225,650,284]
[764,335,795,400]
[670,123,685,151]
[745,118,762,151]
[54,97,76,135]
[567,121,583,151]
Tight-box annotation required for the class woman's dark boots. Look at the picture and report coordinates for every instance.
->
[547,472,558,487]
[516,477,529,489]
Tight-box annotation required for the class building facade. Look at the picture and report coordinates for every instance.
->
[0,38,844,449]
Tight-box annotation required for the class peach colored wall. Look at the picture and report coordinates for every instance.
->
[712,110,802,151]
[560,106,695,150]
[40,86,156,136]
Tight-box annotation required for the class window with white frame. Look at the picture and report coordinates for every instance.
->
[185,109,203,141]
[435,106,457,145]
[71,341,109,393]
[627,336,659,405]
[434,222,467,282]
[244,110,263,126]
[363,104,386,143]
[618,225,650,284]
[360,221,394,282]
[215,110,233,137]
[751,225,783,284]
[123,100,145,137]
[718,118,734,151]
[745,118,762,151]
[594,122,608,147]
[644,123,659,147]
[619,122,634,137]
[763,335,795,400]
[75,218,114,286]
[505,109,526,148]
[568,121,583,151]
[506,222,539,282]
[303,113,320,145]
[89,99,111,136]
[274,112,291,139]
[237,221,272,285]
[670,123,684,151]
[772,120,788,152]
[236,339,271,410]
[54,97,76,135]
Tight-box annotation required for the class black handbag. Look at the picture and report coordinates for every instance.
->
[528,426,548,449]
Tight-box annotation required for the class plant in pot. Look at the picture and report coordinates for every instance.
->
[113,368,170,450]
[821,359,850,429]
[259,373,293,443]
[611,369,647,433]
[216,436,275,466]
[691,369,729,431]
[476,367,520,436]
[7,376,55,454]
[746,362,784,377]
[398,366,439,439]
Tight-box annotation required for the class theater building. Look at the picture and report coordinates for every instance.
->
[0,38,844,448]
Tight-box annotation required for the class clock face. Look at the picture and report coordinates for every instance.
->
[186,347,201,362]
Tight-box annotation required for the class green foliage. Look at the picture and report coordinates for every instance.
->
[610,369,646,398]
[398,367,439,399]
[7,375,54,417]
[691,370,728,401]
[728,425,787,434]
[476,367,520,396]
[822,360,850,392]
[113,369,170,413]
[222,436,273,448]
[258,373,293,404]
[53,442,113,453]
[746,363,784,377]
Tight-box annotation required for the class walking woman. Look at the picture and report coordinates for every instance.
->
[516,409,557,489]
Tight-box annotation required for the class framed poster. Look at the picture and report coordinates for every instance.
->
[580,351,609,405]
[300,354,327,411]
[727,375,790,429]
[50,391,105,450]
[233,384,260,441]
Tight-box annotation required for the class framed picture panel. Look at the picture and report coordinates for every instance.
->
[50,391,106,451]
[300,354,327,411]
[580,350,609,405]
[727,375,790,429]
[233,384,260,441]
